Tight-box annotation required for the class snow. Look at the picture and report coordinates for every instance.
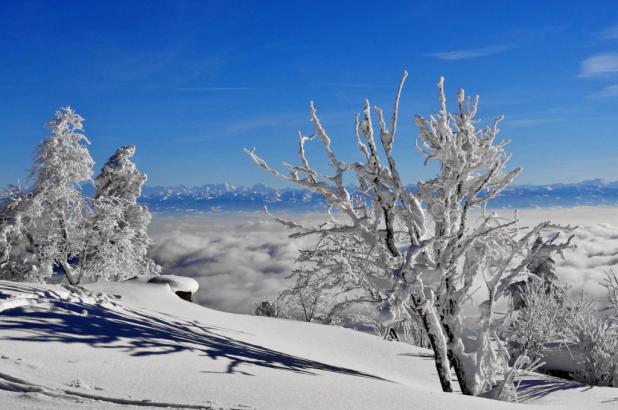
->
[144,274,199,294]
[0,279,616,409]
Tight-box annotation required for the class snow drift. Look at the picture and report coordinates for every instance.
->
[0,279,616,409]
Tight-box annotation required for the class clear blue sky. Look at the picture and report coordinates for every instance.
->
[0,0,617,188]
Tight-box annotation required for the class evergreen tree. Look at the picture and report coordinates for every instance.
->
[85,145,160,280]
[0,108,94,284]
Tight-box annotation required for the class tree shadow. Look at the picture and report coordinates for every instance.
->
[396,352,435,361]
[516,375,586,402]
[0,291,385,380]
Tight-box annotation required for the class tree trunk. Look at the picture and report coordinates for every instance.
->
[442,298,475,395]
[411,296,454,393]
[60,259,78,286]
[446,340,474,395]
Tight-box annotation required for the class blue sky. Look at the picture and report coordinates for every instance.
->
[0,0,617,188]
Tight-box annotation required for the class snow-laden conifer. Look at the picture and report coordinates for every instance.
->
[0,108,94,284]
[85,145,160,281]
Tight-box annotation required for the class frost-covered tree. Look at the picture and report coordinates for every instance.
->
[278,231,386,324]
[278,229,428,343]
[94,145,146,202]
[601,270,618,317]
[0,187,37,281]
[565,299,618,387]
[246,72,573,395]
[85,145,160,280]
[558,270,618,387]
[502,280,567,362]
[277,261,328,322]
[508,235,567,310]
[0,108,94,284]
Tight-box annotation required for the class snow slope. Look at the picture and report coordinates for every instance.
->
[0,279,616,409]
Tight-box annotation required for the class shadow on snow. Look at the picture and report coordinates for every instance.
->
[516,375,587,401]
[0,285,384,381]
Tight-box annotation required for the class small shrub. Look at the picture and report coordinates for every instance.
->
[254,300,278,317]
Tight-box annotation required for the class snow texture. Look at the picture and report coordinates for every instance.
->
[0,279,616,409]
[146,274,199,294]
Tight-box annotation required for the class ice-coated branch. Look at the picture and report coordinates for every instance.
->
[246,72,574,397]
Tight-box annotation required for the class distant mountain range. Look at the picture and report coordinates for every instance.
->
[139,179,618,212]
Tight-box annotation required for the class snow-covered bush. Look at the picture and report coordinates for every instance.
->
[254,300,278,317]
[601,270,618,318]
[246,72,573,395]
[502,280,567,362]
[396,317,431,348]
[564,300,618,387]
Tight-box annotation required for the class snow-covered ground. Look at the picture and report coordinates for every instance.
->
[1,278,616,409]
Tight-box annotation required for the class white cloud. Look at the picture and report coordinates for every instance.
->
[149,208,618,314]
[169,86,252,92]
[591,84,618,97]
[515,207,618,303]
[505,117,565,127]
[148,212,320,313]
[426,45,512,61]
[602,23,618,40]
[579,53,618,77]
[310,82,381,88]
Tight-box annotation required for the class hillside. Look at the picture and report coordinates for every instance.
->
[0,279,616,409]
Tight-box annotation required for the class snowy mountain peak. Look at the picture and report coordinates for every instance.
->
[138,180,618,211]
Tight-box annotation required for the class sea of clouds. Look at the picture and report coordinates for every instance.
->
[148,207,618,314]
[148,212,318,313]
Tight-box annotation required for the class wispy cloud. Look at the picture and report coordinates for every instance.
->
[590,84,618,98]
[505,117,565,127]
[170,86,252,92]
[310,82,381,88]
[601,23,618,40]
[227,113,307,134]
[426,44,512,61]
[579,52,618,77]
[0,84,252,92]
[228,109,355,134]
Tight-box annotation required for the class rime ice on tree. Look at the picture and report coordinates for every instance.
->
[246,72,574,396]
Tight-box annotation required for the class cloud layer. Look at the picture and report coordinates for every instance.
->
[148,212,318,313]
[502,207,618,304]
[148,208,618,313]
